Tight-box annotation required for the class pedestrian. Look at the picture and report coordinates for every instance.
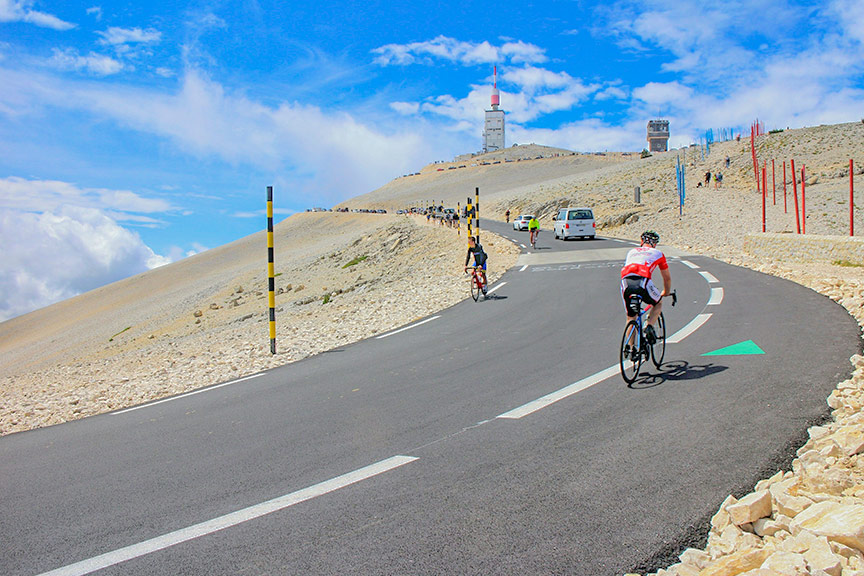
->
[716,172,723,188]
[725,156,730,168]
[704,171,711,186]
[505,209,510,223]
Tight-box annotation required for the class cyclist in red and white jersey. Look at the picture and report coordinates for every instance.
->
[620,230,672,343]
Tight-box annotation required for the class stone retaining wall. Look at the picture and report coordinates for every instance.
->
[745,233,864,264]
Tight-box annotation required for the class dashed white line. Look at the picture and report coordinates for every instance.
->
[519,265,529,272]
[707,287,724,306]
[36,456,418,576]
[376,315,440,339]
[699,271,719,283]
[681,260,700,269]
[488,282,506,294]
[113,373,265,415]
[497,365,621,419]
[667,313,712,343]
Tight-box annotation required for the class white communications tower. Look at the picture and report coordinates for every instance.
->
[483,66,505,153]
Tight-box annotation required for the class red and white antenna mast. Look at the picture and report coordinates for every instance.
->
[490,65,500,110]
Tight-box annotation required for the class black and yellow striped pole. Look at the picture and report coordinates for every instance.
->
[474,187,480,242]
[266,186,276,355]
[466,196,474,239]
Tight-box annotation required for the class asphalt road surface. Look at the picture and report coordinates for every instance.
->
[2,220,860,575]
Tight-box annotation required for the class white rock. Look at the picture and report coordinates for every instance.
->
[790,500,864,552]
[728,490,773,525]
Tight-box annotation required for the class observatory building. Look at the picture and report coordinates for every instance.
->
[646,119,670,152]
[483,66,505,153]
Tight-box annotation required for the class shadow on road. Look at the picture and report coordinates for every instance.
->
[628,360,728,390]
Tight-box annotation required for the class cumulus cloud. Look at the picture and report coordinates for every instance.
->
[0,206,169,321]
[372,36,547,67]
[0,177,174,320]
[50,48,123,76]
[0,0,75,30]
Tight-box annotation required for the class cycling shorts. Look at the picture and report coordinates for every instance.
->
[474,258,487,271]
[621,275,661,312]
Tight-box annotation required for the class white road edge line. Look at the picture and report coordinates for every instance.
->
[699,271,719,283]
[112,373,265,415]
[497,365,621,420]
[376,315,441,339]
[667,313,712,343]
[488,282,506,294]
[36,455,419,576]
[519,265,529,272]
[707,287,724,306]
[681,260,700,269]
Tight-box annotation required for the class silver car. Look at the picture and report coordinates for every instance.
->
[512,214,534,231]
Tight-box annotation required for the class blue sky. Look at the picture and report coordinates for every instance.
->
[1,0,862,320]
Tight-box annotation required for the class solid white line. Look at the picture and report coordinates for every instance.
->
[488,282,506,294]
[497,365,621,419]
[699,271,719,283]
[519,244,527,248]
[112,373,265,415]
[376,315,440,339]
[667,313,712,343]
[681,260,700,269]
[707,287,724,305]
[36,455,419,576]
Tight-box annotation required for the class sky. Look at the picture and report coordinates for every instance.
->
[1,0,862,321]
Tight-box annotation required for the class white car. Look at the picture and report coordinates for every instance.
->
[512,214,534,231]
[553,207,595,240]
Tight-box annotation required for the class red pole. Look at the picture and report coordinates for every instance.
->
[791,159,800,234]
[783,161,787,213]
[851,159,855,237]
[801,165,806,234]
[762,166,767,232]
[772,159,776,205]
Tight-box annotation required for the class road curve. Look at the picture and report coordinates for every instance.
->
[0,223,858,575]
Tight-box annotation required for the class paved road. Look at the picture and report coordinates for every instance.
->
[1,221,859,575]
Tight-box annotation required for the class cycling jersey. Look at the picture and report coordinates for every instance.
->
[528,219,539,230]
[620,246,668,279]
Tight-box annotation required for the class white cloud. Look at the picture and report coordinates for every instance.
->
[97,26,162,51]
[0,177,174,214]
[372,36,547,67]
[86,6,102,21]
[0,206,169,321]
[0,0,75,30]
[50,48,123,76]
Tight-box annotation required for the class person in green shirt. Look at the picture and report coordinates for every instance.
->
[528,216,540,247]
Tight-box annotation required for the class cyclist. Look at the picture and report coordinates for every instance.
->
[464,236,488,296]
[620,230,672,345]
[505,209,510,223]
[528,216,540,246]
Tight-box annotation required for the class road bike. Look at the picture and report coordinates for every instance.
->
[465,265,487,301]
[529,228,539,250]
[619,290,676,383]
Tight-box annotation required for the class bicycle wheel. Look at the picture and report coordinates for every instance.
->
[620,320,642,383]
[470,273,480,301]
[651,313,667,368]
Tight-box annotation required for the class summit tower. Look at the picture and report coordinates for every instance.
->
[482,66,505,153]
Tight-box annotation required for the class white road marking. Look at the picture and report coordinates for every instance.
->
[36,456,418,576]
[497,365,621,419]
[112,374,265,415]
[488,282,506,294]
[376,315,440,339]
[667,313,712,343]
[699,271,719,283]
[707,287,724,305]
[681,260,700,269]
[519,244,527,248]
[519,265,529,271]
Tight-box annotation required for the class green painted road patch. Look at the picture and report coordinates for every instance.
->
[702,340,765,356]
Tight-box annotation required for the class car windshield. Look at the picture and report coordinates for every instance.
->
[524,215,534,220]
[569,210,592,219]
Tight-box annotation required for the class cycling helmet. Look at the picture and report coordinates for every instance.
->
[641,230,660,246]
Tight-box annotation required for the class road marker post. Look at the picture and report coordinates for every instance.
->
[266,186,276,355]
[851,159,855,237]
